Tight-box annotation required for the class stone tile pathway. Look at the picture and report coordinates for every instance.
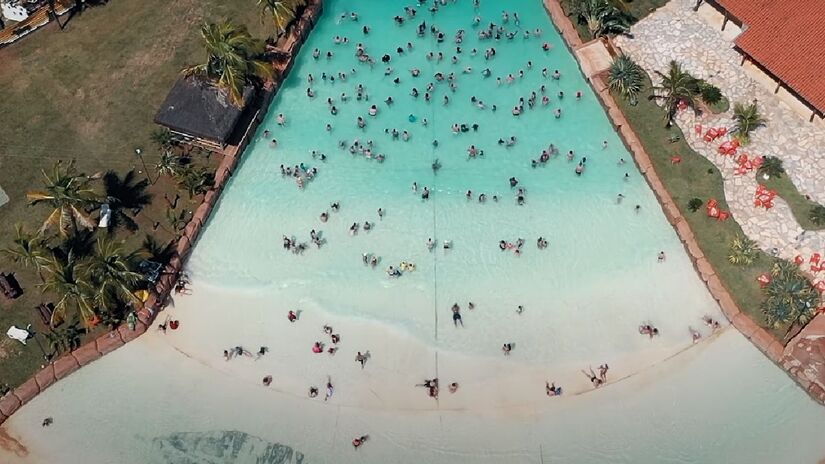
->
[0,185,8,208]
[614,0,825,263]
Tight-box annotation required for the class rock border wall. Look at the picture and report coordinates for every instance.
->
[0,0,325,425]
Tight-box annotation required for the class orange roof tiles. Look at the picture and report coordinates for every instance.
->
[715,0,825,113]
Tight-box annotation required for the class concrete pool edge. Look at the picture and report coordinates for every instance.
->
[0,0,327,426]
[540,0,825,404]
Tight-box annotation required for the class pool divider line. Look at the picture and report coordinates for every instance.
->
[0,0,329,425]
[540,0,825,405]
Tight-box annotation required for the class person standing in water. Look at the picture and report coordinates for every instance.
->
[452,304,464,327]
[325,377,335,401]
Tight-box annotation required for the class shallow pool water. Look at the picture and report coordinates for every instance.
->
[3,328,825,464]
[188,0,722,364]
[2,4,825,462]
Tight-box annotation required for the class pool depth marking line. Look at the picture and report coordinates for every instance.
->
[428,29,440,345]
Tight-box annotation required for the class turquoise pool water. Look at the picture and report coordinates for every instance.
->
[3,2,825,463]
[188,0,722,362]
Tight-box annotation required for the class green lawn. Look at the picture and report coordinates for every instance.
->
[0,0,269,389]
[609,77,782,339]
[761,173,825,231]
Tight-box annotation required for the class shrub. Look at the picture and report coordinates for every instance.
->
[687,198,703,212]
[761,260,820,336]
[757,156,784,179]
[810,204,825,227]
[608,54,645,105]
[698,81,722,105]
[727,234,758,266]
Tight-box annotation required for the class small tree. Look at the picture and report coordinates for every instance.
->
[608,54,645,105]
[155,150,184,179]
[731,101,766,145]
[649,61,700,126]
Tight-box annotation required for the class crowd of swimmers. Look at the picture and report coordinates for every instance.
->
[222,1,741,451]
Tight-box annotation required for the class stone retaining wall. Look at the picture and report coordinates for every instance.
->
[0,0,325,425]
[541,0,821,404]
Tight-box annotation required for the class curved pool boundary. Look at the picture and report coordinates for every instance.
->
[540,0,824,404]
[0,0,326,426]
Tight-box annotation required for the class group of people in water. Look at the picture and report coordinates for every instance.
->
[416,377,460,399]
[227,0,740,451]
[280,0,595,183]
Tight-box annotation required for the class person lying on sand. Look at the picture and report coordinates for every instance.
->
[582,367,603,388]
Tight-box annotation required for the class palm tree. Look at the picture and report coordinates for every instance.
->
[103,170,152,233]
[2,224,51,280]
[27,160,99,237]
[608,54,645,105]
[257,0,298,36]
[649,60,700,126]
[84,239,145,309]
[757,156,784,180]
[731,101,766,145]
[183,21,274,106]
[573,0,630,39]
[40,253,97,326]
[761,260,820,339]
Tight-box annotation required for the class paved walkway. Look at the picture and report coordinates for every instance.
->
[0,185,8,208]
[614,0,825,263]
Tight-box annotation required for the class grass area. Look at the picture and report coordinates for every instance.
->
[609,76,784,339]
[0,0,269,389]
[760,173,825,231]
[559,0,669,42]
